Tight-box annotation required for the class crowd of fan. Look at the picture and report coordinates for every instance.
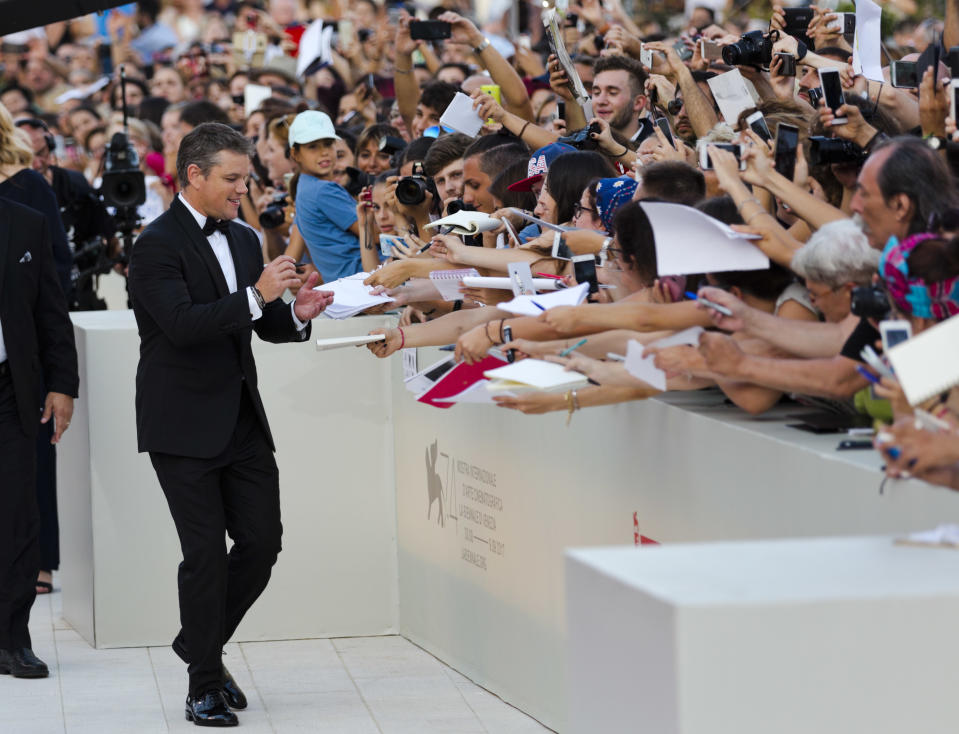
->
[3,0,959,490]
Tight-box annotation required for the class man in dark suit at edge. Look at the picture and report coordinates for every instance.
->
[129,122,333,727]
[0,198,78,679]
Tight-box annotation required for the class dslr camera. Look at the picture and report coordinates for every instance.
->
[808,137,867,166]
[396,161,439,206]
[344,166,374,197]
[258,191,289,229]
[850,285,890,319]
[722,30,778,68]
[558,121,602,151]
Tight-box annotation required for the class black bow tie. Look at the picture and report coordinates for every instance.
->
[202,218,230,236]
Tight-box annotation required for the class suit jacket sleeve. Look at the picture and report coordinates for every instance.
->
[35,217,79,397]
[129,228,254,349]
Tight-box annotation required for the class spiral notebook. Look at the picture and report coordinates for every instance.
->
[887,314,959,405]
[429,268,480,301]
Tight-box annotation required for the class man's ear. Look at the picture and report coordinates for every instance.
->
[186,162,204,189]
[890,192,913,224]
[634,93,647,116]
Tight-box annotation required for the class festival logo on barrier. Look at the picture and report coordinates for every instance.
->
[425,439,505,572]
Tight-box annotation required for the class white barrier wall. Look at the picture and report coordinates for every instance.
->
[566,539,959,734]
[391,354,959,732]
[59,311,399,648]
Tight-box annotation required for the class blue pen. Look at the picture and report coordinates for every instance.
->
[856,365,881,385]
[685,290,733,316]
[531,300,546,311]
[559,338,587,357]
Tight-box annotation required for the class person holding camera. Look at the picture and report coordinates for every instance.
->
[288,110,363,281]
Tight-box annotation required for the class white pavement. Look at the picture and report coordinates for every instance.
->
[2,575,551,734]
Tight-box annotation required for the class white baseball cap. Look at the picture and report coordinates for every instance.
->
[288,111,340,145]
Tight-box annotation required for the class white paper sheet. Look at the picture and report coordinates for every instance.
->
[623,327,704,391]
[296,19,334,78]
[244,83,273,118]
[434,381,514,404]
[499,282,589,316]
[484,359,589,392]
[461,276,560,291]
[852,0,884,82]
[706,69,756,125]
[315,334,385,350]
[439,92,485,137]
[640,201,769,275]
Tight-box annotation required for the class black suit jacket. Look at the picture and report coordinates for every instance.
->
[129,197,310,459]
[0,197,79,437]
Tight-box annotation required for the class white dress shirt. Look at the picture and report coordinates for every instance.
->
[0,318,6,363]
[178,194,305,330]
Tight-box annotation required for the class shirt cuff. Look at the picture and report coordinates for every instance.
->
[246,287,263,321]
[290,302,308,331]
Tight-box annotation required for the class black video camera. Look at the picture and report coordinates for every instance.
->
[558,121,601,151]
[808,137,867,166]
[258,192,289,229]
[100,131,146,210]
[396,161,438,207]
[850,285,890,319]
[722,30,778,69]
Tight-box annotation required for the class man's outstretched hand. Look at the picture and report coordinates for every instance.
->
[293,271,334,322]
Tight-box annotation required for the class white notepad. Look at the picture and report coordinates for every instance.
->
[314,273,395,319]
[887,314,959,405]
[499,282,589,316]
[484,359,589,392]
[425,209,502,236]
[429,269,480,301]
[624,327,705,391]
[315,334,385,351]
[461,276,559,291]
[439,92,485,137]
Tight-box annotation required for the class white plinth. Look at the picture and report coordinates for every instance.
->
[59,311,398,648]
[566,538,959,734]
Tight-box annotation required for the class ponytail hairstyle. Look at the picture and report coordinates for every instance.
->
[0,101,34,168]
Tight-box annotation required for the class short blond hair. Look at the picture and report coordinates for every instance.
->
[0,102,34,168]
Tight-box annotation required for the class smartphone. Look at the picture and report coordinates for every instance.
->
[551,232,572,260]
[890,60,918,88]
[557,100,566,121]
[479,83,501,104]
[946,46,959,79]
[699,39,723,61]
[774,52,796,77]
[673,39,693,62]
[338,19,354,46]
[783,7,814,34]
[819,68,847,124]
[807,86,824,109]
[573,253,599,294]
[880,319,913,351]
[654,116,674,146]
[951,79,959,123]
[409,20,452,40]
[774,123,799,182]
[502,325,515,362]
[379,234,404,258]
[639,44,653,68]
[699,143,745,170]
[746,111,772,142]
[828,12,855,35]
[917,38,941,85]
[837,439,874,450]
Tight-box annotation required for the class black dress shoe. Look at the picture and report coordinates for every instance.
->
[185,690,238,727]
[221,664,247,710]
[0,648,49,678]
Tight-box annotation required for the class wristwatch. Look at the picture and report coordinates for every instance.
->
[473,37,491,55]
[924,135,949,151]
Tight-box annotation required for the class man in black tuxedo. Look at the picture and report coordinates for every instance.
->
[129,123,333,727]
[0,198,78,679]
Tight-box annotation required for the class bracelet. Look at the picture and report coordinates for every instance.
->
[565,390,577,427]
[498,319,506,344]
[485,321,496,345]
[518,120,530,138]
[615,145,630,158]
[398,327,405,350]
[571,389,580,411]
[395,67,412,74]
[473,37,491,55]
[251,286,267,309]
[737,197,761,211]
[745,209,769,224]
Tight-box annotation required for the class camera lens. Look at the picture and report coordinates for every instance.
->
[396,176,428,206]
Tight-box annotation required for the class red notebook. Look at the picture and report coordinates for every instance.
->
[416,355,507,409]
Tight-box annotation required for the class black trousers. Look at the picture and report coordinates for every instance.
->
[150,388,282,696]
[35,419,58,572]
[0,365,40,651]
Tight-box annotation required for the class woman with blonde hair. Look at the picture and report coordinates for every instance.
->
[0,101,74,599]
